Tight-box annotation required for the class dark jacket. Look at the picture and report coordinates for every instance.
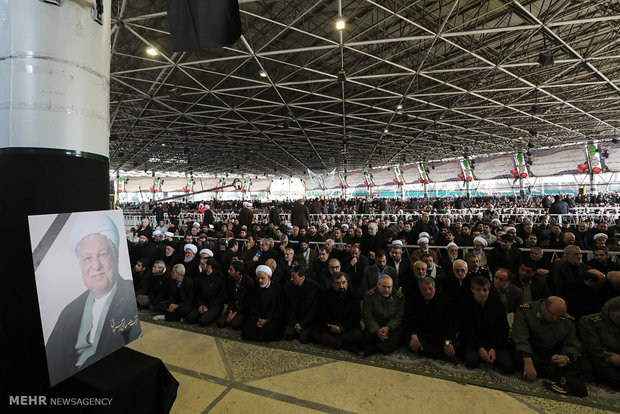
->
[315,288,361,332]
[284,278,321,329]
[225,274,256,315]
[167,276,195,315]
[193,272,227,310]
[458,296,510,351]
[405,291,456,344]
[291,202,310,228]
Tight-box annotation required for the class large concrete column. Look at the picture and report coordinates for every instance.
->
[0,0,111,395]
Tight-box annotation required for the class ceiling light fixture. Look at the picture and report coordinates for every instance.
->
[336,19,345,30]
[396,104,403,111]
[259,69,268,78]
[146,47,158,56]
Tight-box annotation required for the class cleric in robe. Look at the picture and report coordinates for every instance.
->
[45,212,142,386]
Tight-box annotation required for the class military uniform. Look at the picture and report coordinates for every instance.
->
[579,297,620,389]
[361,287,405,355]
[512,300,590,380]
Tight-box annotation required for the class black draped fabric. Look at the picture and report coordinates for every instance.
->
[51,347,179,414]
[167,0,242,51]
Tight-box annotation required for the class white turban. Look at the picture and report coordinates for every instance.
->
[447,242,458,249]
[184,244,198,254]
[392,240,404,247]
[593,233,608,241]
[193,222,200,228]
[152,230,162,236]
[419,232,430,239]
[69,212,119,255]
[491,219,501,225]
[418,237,430,244]
[199,248,214,257]
[165,232,174,237]
[505,226,516,233]
[256,265,272,277]
[473,237,488,247]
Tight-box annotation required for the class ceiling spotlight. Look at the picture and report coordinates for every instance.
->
[259,69,268,78]
[336,19,345,31]
[146,47,158,56]
[384,128,389,133]
[397,104,403,111]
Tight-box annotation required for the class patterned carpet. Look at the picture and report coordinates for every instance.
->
[139,310,620,411]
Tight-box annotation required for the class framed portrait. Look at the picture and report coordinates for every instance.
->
[28,209,142,386]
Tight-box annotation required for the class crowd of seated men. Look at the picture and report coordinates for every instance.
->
[128,199,620,395]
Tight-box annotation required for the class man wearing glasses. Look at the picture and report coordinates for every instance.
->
[512,296,590,386]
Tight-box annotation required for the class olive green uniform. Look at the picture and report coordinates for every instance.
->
[512,300,590,380]
[361,288,405,355]
[579,297,620,389]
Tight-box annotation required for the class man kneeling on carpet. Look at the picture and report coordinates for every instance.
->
[512,296,590,396]
[241,265,284,341]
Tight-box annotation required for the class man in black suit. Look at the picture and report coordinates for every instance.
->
[512,260,551,302]
[388,242,412,289]
[443,259,472,305]
[342,245,369,297]
[312,272,362,353]
[155,263,195,322]
[283,267,321,343]
[217,261,255,330]
[406,277,457,363]
[459,276,514,373]
[362,250,398,292]
[491,268,523,315]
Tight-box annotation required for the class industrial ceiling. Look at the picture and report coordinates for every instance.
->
[109,0,620,177]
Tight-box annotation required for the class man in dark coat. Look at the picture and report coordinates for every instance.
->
[291,200,310,229]
[238,202,254,227]
[157,264,195,322]
[187,258,227,326]
[406,277,457,363]
[459,276,514,373]
[217,261,255,330]
[269,204,282,226]
[242,265,284,342]
[549,195,570,215]
[312,272,362,353]
[283,267,321,343]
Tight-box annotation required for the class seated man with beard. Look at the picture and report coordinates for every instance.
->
[217,261,255,330]
[242,265,284,342]
[312,272,362,353]
[406,277,457,363]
